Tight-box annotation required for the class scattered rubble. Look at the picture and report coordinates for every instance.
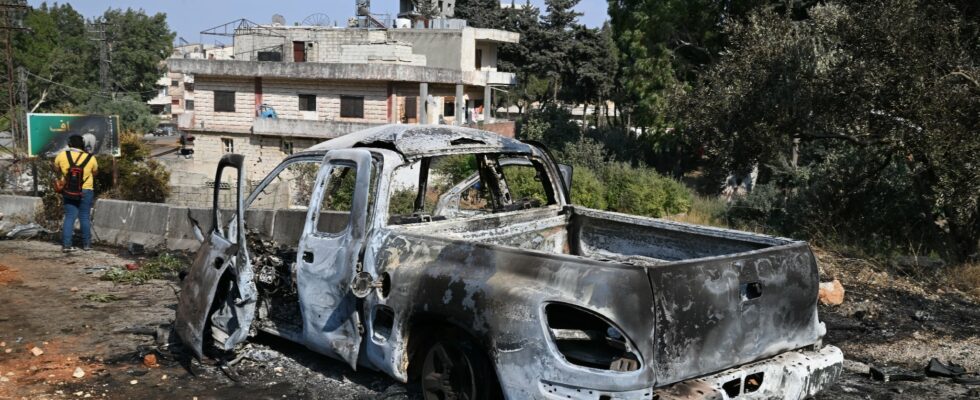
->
[30,347,44,357]
[818,279,845,305]
[4,223,47,239]
[72,367,85,379]
[142,354,158,368]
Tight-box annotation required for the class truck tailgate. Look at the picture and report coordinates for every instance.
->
[648,242,824,384]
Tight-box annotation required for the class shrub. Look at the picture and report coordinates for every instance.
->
[598,163,692,218]
[569,166,606,209]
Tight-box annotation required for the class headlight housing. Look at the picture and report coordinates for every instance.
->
[544,303,640,372]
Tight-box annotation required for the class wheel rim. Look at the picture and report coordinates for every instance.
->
[421,342,477,400]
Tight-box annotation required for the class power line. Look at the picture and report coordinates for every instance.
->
[23,69,160,98]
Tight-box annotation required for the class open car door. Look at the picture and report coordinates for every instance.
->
[295,149,373,369]
[175,154,257,359]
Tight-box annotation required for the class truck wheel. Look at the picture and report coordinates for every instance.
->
[419,334,500,400]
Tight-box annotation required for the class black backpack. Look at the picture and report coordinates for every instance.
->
[64,151,93,200]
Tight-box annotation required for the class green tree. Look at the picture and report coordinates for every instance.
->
[454,0,504,29]
[102,8,174,101]
[13,3,96,112]
[679,0,980,260]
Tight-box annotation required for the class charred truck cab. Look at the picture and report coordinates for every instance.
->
[175,125,843,400]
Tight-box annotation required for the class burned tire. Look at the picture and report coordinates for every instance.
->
[418,333,501,400]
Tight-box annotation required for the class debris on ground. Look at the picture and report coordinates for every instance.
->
[925,358,966,378]
[870,365,925,382]
[4,223,46,239]
[72,367,85,378]
[83,293,120,303]
[127,242,145,255]
[142,354,158,368]
[29,346,44,357]
[818,278,845,305]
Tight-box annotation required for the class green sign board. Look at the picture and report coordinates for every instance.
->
[26,113,120,157]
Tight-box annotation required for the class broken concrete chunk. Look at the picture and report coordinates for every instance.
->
[72,367,85,379]
[818,279,845,305]
[143,354,158,368]
[870,365,925,382]
[29,347,43,357]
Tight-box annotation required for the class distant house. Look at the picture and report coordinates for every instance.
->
[162,7,520,206]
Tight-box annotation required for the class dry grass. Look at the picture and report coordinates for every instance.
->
[951,263,980,298]
[665,195,729,228]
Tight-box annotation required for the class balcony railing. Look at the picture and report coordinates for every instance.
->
[252,117,384,139]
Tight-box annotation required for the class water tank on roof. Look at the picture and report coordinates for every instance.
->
[272,14,286,25]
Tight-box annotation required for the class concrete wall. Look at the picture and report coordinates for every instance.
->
[387,29,464,71]
[0,194,350,252]
[193,77,255,132]
[260,78,389,123]
[0,195,41,222]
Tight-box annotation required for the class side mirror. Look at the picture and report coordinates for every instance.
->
[557,164,573,196]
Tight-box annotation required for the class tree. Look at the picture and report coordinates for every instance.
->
[536,0,581,102]
[454,0,504,29]
[13,3,96,112]
[678,0,980,260]
[102,8,174,101]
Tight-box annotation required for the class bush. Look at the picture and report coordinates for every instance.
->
[598,163,692,217]
[96,133,170,202]
[569,166,606,209]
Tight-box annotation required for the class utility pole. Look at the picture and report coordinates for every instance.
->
[88,19,111,96]
[0,0,27,150]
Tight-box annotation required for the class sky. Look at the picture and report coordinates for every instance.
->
[27,0,610,45]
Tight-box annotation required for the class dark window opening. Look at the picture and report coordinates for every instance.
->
[185,99,195,111]
[340,96,365,118]
[298,94,317,112]
[475,48,482,70]
[184,82,194,92]
[214,91,236,112]
[404,97,417,119]
[444,98,455,117]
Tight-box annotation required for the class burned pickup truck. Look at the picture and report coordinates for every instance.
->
[175,125,842,399]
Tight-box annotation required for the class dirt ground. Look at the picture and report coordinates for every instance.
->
[0,239,977,399]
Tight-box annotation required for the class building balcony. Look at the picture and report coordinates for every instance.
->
[251,117,385,139]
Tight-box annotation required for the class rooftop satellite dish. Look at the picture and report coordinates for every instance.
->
[271,14,286,25]
[302,13,331,26]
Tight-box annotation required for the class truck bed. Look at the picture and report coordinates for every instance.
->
[390,205,825,384]
[393,205,788,265]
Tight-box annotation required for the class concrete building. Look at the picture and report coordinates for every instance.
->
[163,14,520,206]
[148,43,234,122]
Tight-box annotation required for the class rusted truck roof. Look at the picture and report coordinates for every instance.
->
[303,124,533,158]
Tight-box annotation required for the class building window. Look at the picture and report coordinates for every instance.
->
[222,138,234,153]
[184,82,194,92]
[171,79,178,87]
[281,140,293,155]
[298,94,317,112]
[475,49,482,70]
[404,97,417,119]
[340,96,364,118]
[171,99,180,106]
[214,91,235,112]
[185,100,195,111]
[444,99,455,117]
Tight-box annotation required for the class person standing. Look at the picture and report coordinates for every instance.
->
[55,134,98,252]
